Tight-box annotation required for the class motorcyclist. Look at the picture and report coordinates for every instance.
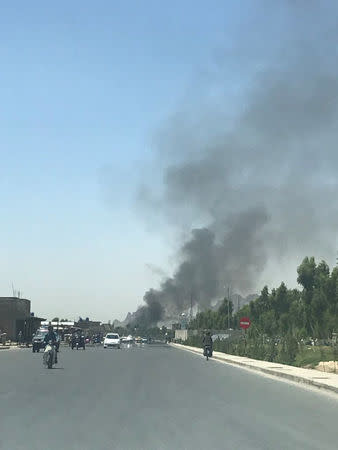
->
[54,332,60,351]
[70,330,77,347]
[44,326,58,363]
[202,330,213,357]
[79,333,85,346]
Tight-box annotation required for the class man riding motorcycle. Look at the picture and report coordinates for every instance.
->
[44,326,58,363]
[202,330,213,358]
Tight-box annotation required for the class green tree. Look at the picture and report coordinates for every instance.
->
[310,288,328,338]
[257,286,270,314]
[277,334,298,365]
[297,257,316,292]
[274,282,289,318]
[259,310,277,336]
[218,298,233,316]
[314,260,330,289]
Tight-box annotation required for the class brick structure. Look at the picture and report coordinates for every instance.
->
[0,297,44,341]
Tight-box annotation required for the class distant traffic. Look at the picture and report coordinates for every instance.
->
[31,324,156,369]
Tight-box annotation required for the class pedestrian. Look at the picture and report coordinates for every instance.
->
[18,330,23,346]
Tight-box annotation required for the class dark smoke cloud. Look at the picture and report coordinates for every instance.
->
[143,207,268,315]
[139,2,338,317]
[131,298,164,328]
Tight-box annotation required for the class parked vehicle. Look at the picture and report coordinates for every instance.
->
[103,333,120,349]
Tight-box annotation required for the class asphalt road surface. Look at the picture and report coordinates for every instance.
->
[1,344,337,450]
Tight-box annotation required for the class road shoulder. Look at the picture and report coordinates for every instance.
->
[170,343,338,395]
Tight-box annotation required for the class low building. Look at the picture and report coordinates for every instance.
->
[75,319,102,333]
[0,297,45,341]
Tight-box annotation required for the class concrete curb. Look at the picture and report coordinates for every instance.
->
[170,343,338,395]
[0,345,29,350]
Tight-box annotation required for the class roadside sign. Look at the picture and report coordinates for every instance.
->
[239,317,251,329]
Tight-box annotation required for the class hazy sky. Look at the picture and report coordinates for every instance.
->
[1,1,336,322]
[0,1,244,320]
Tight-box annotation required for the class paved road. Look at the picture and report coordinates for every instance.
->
[0,344,337,450]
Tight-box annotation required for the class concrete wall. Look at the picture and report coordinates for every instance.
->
[174,329,243,342]
[0,297,31,340]
[174,329,198,341]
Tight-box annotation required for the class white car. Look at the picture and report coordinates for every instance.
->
[103,333,121,349]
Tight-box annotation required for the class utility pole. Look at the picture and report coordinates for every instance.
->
[190,292,193,322]
[227,285,230,330]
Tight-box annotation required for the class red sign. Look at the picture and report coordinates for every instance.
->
[239,317,251,329]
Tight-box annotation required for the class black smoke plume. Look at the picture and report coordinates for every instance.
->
[130,298,164,328]
[137,2,338,319]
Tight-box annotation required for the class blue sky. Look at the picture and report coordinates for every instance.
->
[0,1,258,320]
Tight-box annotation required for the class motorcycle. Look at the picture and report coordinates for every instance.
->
[43,341,56,369]
[204,345,212,361]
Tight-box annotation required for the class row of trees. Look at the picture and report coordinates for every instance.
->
[189,257,338,340]
[185,332,302,365]
[189,299,233,331]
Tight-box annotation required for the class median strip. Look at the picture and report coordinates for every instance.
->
[170,343,338,395]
